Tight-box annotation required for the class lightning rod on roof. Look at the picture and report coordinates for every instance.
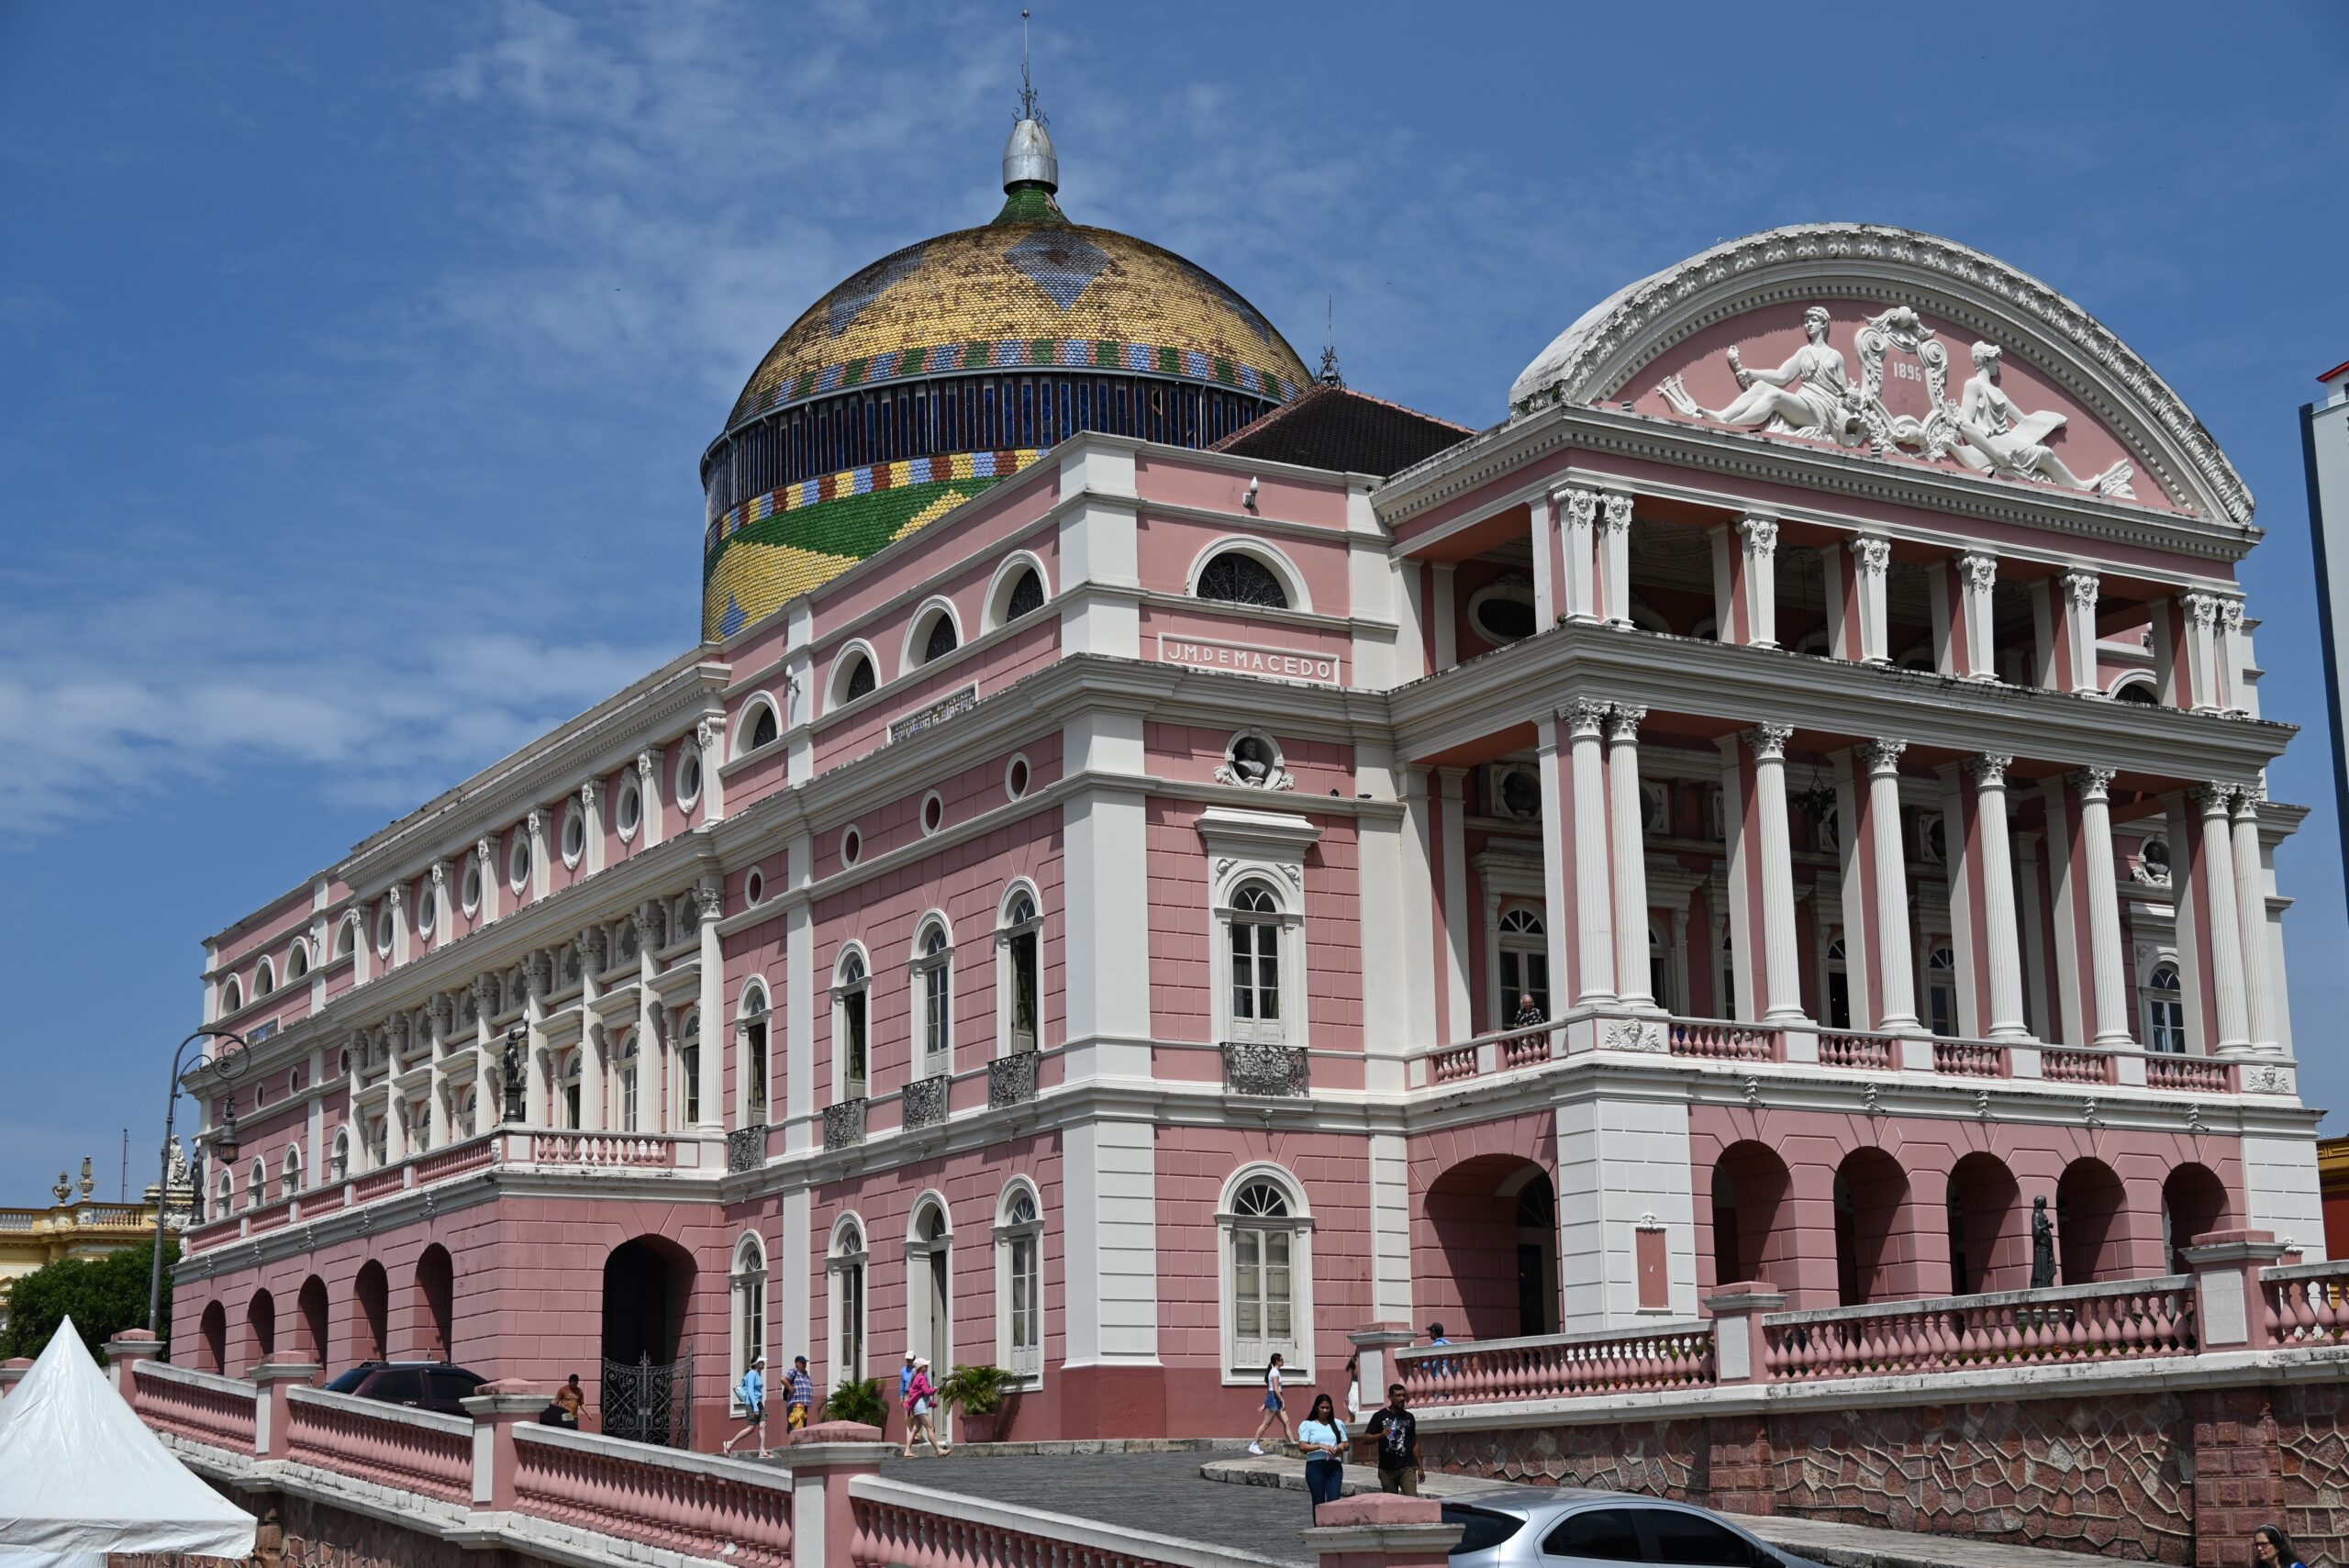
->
[1019,10,1045,125]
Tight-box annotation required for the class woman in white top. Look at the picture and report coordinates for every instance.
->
[1247,1353,1288,1454]
[1297,1392,1349,1510]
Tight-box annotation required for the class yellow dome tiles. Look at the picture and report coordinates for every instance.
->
[703,450,1042,639]
[727,224,1311,428]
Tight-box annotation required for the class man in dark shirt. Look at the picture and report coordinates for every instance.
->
[1365,1383,1420,1495]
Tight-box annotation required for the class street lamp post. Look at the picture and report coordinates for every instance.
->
[148,1028,250,1338]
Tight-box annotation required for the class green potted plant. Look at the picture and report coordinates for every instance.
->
[822,1375,887,1429]
[935,1363,1017,1444]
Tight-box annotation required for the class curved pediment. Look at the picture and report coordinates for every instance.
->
[1508,224,2250,525]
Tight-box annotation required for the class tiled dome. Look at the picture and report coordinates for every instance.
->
[699,117,1309,642]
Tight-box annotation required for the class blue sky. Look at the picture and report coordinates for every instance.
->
[3,4,2345,1203]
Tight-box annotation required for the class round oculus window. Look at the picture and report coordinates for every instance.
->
[677,750,703,808]
[1497,767,1542,821]
[841,826,863,867]
[461,859,483,914]
[562,810,585,864]
[376,908,395,954]
[745,868,765,906]
[617,780,641,837]
[1471,584,1539,644]
[417,888,436,933]
[1006,754,1030,799]
[921,792,944,836]
[508,833,530,890]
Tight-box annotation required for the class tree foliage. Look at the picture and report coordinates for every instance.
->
[0,1236,176,1360]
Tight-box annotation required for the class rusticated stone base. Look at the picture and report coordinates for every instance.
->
[110,1483,559,1568]
[1422,1375,2349,1567]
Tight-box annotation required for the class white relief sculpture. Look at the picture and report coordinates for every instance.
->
[1658,306,1854,440]
[1852,306,1959,458]
[1215,734,1294,792]
[1953,342,2135,498]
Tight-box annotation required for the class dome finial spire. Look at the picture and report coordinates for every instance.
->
[1018,9,1043,126]
[996,8,1064,223]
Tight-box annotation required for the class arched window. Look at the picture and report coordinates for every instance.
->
[2113,675,2159,705]
[1925,945,1958,1038]
[678,1010,701,1128]
[1000,891,1041,1054]
[216,1172,234,1218]
[837,951,871,1099]
[1222,1173,1310,1374]
[747,702,780,752]
[1649,920,1675,1016]
[1004,568,1045,622]
[829,1218,868,1382]
[330,1129,351,1184]
[1497,907,1548,1024]
[731,1233,767,1402]
[617,1034,640,1132]
[741,983,771,1124]
[287,941,310,982]
[282,1146,303,1199]
[1719,929,1738,1020]
[247,1158,266,1211]
[255,958,275,995]
[453,1086,476,1140]
[1228,884,1285,1043]
[1825,936,1851,1030]
[560,1051,584,1131]
[1197,550,1289,609]
[220,977,243,1016]
[837,651,877,706]
[364,1115,388,1170]
[917,606,959,664]
[2146,963,2186,1053]
[996,1183,1044,1385]
[914,923,952,1076]
[338,917,359,959]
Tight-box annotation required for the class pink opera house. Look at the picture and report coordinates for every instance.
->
[172,112,2321,1449]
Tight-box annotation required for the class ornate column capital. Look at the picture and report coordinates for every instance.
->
[1556,487,1598,527]
[1860,738,1908,776]
[2221,598,2247,632]
[2066,765,2117,802]
[636,747,660,780]
[1738,517,1778,555]
[633,900,666,946]
[526,808,545,840]
[429,995,454,1035]
[2232,778,2266,817]
[1562,698,1610,739]
[576,926,608,970]
[1604,705,1646,742]
[2183,591,2223,628]
[1600,492,1634,532]
[2063,570,2101,609]
[579,779,602,813]
[696,717,722,753]
[1964,752,2013,787]
[1849,535,1891,575]
[428,862,448,890]
[1958,552,1998,592]
[696,879,726,921]
[469,973,498,1011]
[475,837,495,867]
[523,951,553,993]
[1740,723,1794,762]
[379,884,404,917]
[2189,782,2238,815]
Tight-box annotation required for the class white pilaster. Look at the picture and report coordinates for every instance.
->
[2232,787,2279,1052]
[1562,489,1598,622]
[1057,445,1141,660]
[1061,1118,1160,1367]
[528,809,551,901]
[579,781,606,876]
[2064,572,2103,695]
[1958,552,1998,681]
[1565,700,1615,1005]
[1965,755,2031,1040]
[1063,711,1152,1082]
[2195,784,2253,1053]
[1850,535,1890,664]
[696,717,727,821]
[1368,1132,1413,1322]
[1606,706,1655,1009]
[1529,495,1555,628]
[637,748,665,849]
[1536,721,1573,1025]
[785,832,815,1154]
[1738,517,1778,649]
[1863,740,1918,1030]
[2183,594,2225,714]
[1436,768,1474,1037]
[428,863,451,950]
[696,880,725,1134]
[474,840,500,925]
[1600,492,1634,627]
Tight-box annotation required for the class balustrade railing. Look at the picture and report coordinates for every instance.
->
[529,1132,676,1167]
[2041,1047,2118,1084]
[1816,1031,1894,1070]
[1395,1321,1717,1406]
[132,1362,258,1452]
[513,1425,791,1567]
[352,1166,407,1202]
[2148,1055,2235,1093]
[410,1133,497,1184]
[1668,1019,1778,1062]
[1761,1276,2195,1380]
[2263,1260,2349,1345]
[852,1476,1280,1568]
[1430,1044,1480,1084]
[284,1386,472,1503]
[1932,1039,2009,1078]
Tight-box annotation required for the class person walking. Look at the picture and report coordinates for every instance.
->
[1364,1383,1420,1495]
[2252,1526,2308,1568]
[900,1355,952,1458]
[1297,1393,1349,1512]
[721,1355,769,1458]
[1247,1352,1289,1454]
[1423,1322,1454,1380]
[785,1354,816,1431]
[897,1351,918,1440]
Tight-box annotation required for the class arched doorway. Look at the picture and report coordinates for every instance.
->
[2162,1163,2232,1273]
[1833,1148,1911,1305]
[198,1301,228,1373]
[353,1261,389,1362]
[601,1237,696,1448]
[1709,1141,1793,1292]
[245,1290,276,1373]
[297,1276,329,1369]
[1947,1152,2022,1294]
[1422,1156,1558,1340]
[2057,1157,2127,1284]
[909,1200,952,1370]
[416,1245,454,1362]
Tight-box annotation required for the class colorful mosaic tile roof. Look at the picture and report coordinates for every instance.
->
[701,450,1042,640]
[726,223,1310,429]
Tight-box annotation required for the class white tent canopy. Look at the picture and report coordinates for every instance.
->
[0,1317,255,1561]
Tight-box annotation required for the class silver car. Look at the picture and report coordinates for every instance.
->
[1441,1488,1830,1568]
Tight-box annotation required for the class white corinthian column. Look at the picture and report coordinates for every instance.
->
[1967,754,2032,1041]
[2069,767,2135,1047]
[2194,784,2252,1053]
[1862,740,1919,1030]
[1565,699,1616,1005]
[2231,785,2278,1052]
[1742,724,1806,1022]
[1607,705,1655,1009]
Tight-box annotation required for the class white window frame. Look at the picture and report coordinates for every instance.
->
[730,1231,768,1414]
[1198,809,1319,1051]
[220,977,243,1017]
[996,882,1044,1056]
[329,1129,351,1184]
[616,774,643,841]
[247,1158,266,1211]
[904,597,963,670]
[735,694,785,759]
[828,640,882,713]
[1216,1163,1313,1383]
[829,1215,869,1385]
[1495,904,1550,1024]
[2143,955,2188,1054]
[560,806,585,869]
[833,946,872,1101]
[675,745,705,810]
[994,1178,1045,1389]
[738,979,772,1127]
[617,1033,641,1132]
[507,829,531,893]
[910,917,954,1078]
[1186,536,1312,613]
[281,1146,303,1199]
[906,1193,953,1372]
[983,551,1052,634]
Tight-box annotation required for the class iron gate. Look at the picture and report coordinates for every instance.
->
[600,1350,695,1448]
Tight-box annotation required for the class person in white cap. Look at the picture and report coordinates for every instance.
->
[900,1354,952,1459]
[722,1354,769,1458]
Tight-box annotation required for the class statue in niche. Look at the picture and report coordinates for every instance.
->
[1659,306,1859,441]
[1953,342,2135,498]
[2030,1195,2058,1288]
[1216,735,1293,791]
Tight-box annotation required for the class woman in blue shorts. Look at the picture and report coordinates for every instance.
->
[1247,1352,1288,1454]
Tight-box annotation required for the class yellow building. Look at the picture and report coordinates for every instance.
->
[0,1158,165,1338]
